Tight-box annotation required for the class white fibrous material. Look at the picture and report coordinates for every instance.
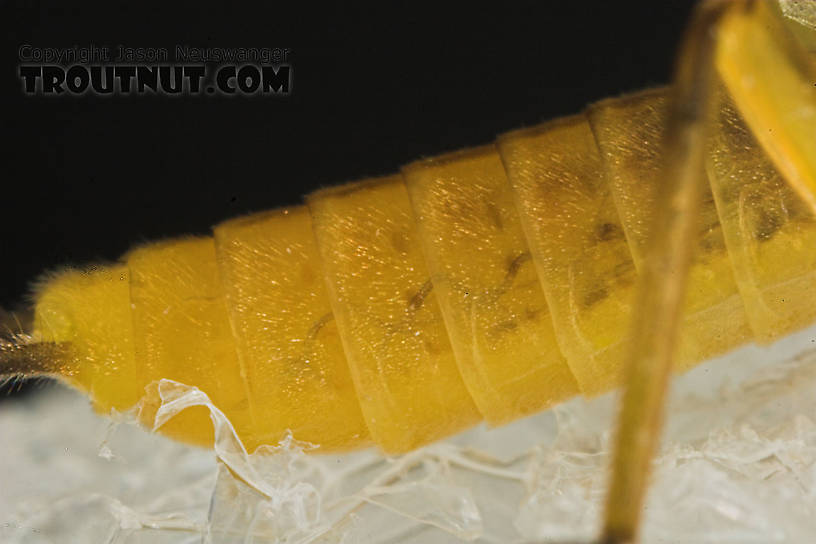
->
[2,327,816,543]
[780,0,816,31]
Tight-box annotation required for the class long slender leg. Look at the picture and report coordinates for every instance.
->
[602,1,816,541]
[600,2,728,542]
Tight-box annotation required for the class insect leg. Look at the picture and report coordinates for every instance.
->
[600,2,728,542]
[715,0,816,213]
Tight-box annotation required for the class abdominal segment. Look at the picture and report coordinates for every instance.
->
[31,86,816,454]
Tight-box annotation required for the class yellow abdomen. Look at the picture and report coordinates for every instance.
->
[29,86,816,454]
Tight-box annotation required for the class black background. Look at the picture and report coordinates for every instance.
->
[0,1,697,399]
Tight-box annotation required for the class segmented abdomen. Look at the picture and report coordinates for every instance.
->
[32,85,816,454]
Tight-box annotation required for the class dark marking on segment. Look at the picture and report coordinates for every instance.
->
[492,320,519,335]
[408,279,434,311]
[583,285,609,308]
[422,336,440,356]
[614,261,635,277]
[506,252,531,283]
[596,222,624,242]
[524,306,542,321]
[490,252,534,298]
[754,208,785,241]
[486,202,504,231]
[305,312,335,341]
